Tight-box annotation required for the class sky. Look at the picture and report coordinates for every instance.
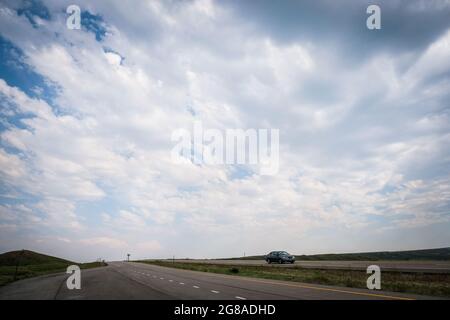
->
[0,0,449,262]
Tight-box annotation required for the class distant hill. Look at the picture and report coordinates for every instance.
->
[0,250,106,286]
[0,250,74,266]
[225,247,450,261]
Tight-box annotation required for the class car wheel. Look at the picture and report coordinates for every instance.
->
[279,259,283,264]
[267,259,271,264]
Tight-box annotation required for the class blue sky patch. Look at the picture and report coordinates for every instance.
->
[0,36,58,102]
[82,11,108,41]
[17,0,50,28]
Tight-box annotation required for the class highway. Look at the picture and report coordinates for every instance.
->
[0,261,437,300]
[169,259,450,273]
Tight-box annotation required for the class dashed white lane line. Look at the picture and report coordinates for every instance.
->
[131,269,245,298]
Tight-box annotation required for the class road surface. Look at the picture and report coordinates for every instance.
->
[167,259,450,273]
[0,261,438,300]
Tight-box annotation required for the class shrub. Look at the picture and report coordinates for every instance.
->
[230,267,239,274]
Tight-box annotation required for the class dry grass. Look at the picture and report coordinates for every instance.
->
[139,260,450,298]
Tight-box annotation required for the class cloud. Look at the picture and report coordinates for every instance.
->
[136,240,163,253]
[79,237,127,249]
[0,0,449,260]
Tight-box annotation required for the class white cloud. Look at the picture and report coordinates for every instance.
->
[0,0,449,260]
[79,237,127,249]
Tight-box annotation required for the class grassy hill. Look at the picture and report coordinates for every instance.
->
[225,247,450,261]
[0,250,74,266]
[0,250,106,286]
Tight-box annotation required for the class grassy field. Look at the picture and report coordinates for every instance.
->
[139,260,450,298]
[224,247,450,261]
[0,250,107,286]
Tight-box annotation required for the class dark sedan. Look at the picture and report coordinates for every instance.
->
[265,251,295,264]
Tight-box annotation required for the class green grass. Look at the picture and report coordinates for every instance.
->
[0,250,107,286]
[138,260,450,298]
[0,250,73,266]
[224,247,450,261]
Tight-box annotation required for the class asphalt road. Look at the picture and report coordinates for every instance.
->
[0,261,438,300]
[169,259,450,273]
